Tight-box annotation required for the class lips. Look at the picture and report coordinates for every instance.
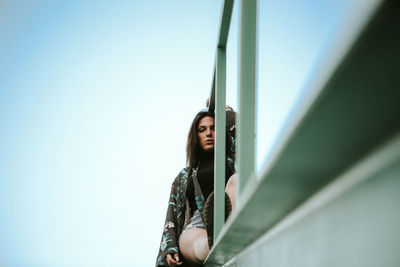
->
[205,140,214,144]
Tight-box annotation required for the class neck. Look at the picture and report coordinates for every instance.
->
[199,150,214,166]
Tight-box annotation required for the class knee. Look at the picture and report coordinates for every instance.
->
[225,173,237,210]
[226,173,237,190]
[193,237,209,262]
[178,228,208,264]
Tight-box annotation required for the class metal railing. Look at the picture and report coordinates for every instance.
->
[207,0,258,242]
[205,0,400,266]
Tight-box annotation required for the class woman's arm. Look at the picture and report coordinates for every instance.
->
[155,170,187,266]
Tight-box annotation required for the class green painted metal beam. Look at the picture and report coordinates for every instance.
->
[205,0,399,265]
[209,0,235,243]
[217,0,234,48]
[226,132,400,267]
[214,47,227,240]
[237,0,257,196]
[209,0,235,113]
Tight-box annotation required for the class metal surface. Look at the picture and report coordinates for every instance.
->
[214,47,227,240]
[217,0,235,48]
[237,0,257,196]
[205,0,399,265]
[209,0,235,113]
[225,134,400,267]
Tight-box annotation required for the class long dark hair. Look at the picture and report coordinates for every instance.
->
[186,111,214,168]
[186,109,236,168]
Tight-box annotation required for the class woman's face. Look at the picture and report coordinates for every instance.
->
[197,116,215,152]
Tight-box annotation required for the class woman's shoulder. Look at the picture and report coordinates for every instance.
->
[172,166,192,185]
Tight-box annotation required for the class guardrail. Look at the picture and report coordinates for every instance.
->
[207,0,258,243]
[206,0,399,266]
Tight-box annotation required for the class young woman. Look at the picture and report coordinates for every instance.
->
[155,110,237,267]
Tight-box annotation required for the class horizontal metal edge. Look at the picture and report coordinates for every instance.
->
[225,129,400,266]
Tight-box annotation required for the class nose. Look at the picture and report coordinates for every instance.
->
[206,128,212,136]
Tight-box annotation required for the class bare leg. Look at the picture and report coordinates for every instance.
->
[179,174,237,264]
[179,228,209,264]
[225,173,237,210]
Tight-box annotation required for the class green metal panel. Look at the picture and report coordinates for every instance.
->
[214,47,227,240]
[237,0,257,196]
[205,0,399,265]
[225,134,400,267]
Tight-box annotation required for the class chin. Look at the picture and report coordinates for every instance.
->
[203,146,214,152]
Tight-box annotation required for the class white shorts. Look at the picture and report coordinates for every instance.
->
[184,209,205,230]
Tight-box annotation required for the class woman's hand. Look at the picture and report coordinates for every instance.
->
[166,253,182,266]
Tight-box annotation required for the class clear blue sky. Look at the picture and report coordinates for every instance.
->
[0,0,363,266]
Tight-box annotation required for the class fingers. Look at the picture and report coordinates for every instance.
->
[166,254,173,266]
[166,253,182,266]
[174,253,182,265]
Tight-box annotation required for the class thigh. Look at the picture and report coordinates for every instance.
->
[225,173,237,209]
[179,228,208,263]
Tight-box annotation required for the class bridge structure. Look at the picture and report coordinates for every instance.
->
[206,0,400,266]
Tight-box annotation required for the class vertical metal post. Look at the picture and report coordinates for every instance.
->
[214,47,226,241]
[237,0,257,196]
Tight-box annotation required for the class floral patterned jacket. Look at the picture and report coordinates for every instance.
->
[155,167,196,266]
[155,159,235,267]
